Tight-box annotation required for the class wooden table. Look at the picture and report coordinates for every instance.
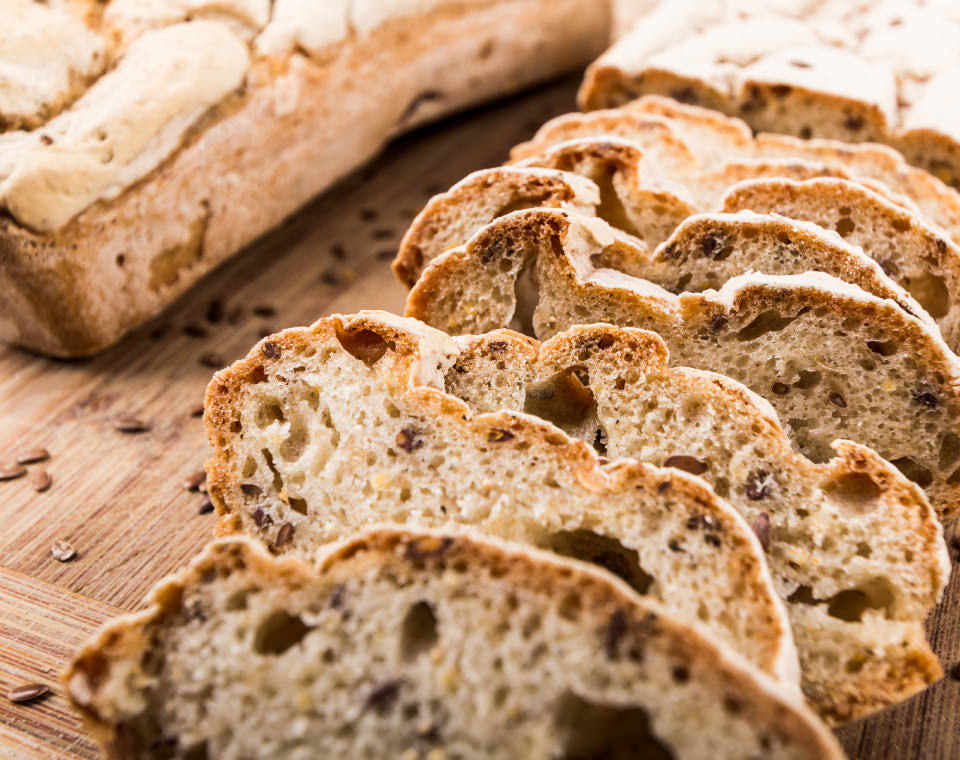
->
[0,78,957,759]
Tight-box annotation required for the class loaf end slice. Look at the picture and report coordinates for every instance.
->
[65,529,843,760]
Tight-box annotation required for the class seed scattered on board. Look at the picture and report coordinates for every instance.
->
[16,448,49,465]
[7,683,50,704]
[0,464,26,481]
[199,352,225,368]
[183,470,206,492]
[51,540,77,562]
[190,404,205,418]
[32,469,52,493]
[198,495,214,515]
[114,416,150,433]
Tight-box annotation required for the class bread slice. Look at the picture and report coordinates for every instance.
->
[406,208,960,522]
[445,323,950,723]
[626,95,960,242]
[394,166,601,287]
[721,177,960,348]
[202,310,797,681]
[64,529,843,759]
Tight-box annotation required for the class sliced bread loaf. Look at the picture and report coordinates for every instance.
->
[405,208,960,522]
[202,311,796,681]
[445,323,950,723]
[65,530,842,759]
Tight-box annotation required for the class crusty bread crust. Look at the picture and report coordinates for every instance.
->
[448,322,949,723]
[201,310,798,681]
[64,529,844,760]
[0,0,609,357]
[406,208,960,522]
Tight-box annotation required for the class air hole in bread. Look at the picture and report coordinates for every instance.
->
[510,254,540,335]
[835,217,855,237]
[494,197,540,219]
[902,271,950,318]
[938,434,960,469]
[261,449,284,493]
[548,530,654,596]
[891,457,934,488]
[256,401,285,428]
[735,310,804,342]
[241,455,257,478]
[554,692,674,760]
[788,578,895,622]
[866,340,898,357]
[253,610,313,655]
[335,327,389,366]
[592,165,640,238]
[279,415,309,462]
[400,601,438,662]
[524,369,602,446]
[225,588,253,611]
[792,370,821,390]
[822,472,883,515]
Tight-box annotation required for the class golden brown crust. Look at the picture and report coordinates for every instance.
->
[0,0,609,357]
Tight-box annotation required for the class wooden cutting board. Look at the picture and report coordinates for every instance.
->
[0,78,957,760]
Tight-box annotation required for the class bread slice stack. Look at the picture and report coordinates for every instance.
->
[67,75,960,760]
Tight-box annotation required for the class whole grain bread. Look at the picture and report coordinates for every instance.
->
[445,323,950,723]
[0,0,609,357]
[580,1,960,189]
[65,529,842,759]
[202,310,797,681]
[405,208,960,522]
[398,128,960,349]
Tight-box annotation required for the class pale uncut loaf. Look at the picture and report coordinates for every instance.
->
[64,530,843,760]
[0,0,609,357]
[406,208,960,522]
[579,1,960,188]
[446,323,950,723]
[203,311,797,681]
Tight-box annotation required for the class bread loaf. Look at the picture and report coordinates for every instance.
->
[65,530,843,759]
[0,0,609,357]
[446,322,950,723]
[405,208,960,522]
[581,1,960,190]
[203,311,797,681]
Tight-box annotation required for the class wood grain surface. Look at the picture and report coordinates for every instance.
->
[0,78,957,759]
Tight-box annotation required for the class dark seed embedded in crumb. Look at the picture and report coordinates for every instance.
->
[745,471,774,501]
[913,390,938,409]
[663,455,708,475]
[262,342,281,359]
[657,481,671,493]
[31,469,51,493]
[395,428,423,453]
[252,506,272,528]
[198,496,214,514]
[39,134,54,145]
[709,314,728,333]
[275,521,295,547]
[16,448,50,465]
[241,483,262,496]
[7,683,50,704]
[183,470,206,491]
[828,392,847,408]
[182,323,208,338]
[252,304,276,317]
[365,680,403,714]
[114,416,150,433]
[205,299,224,323]
[487,428,515,443]
[771,382,790,395]
[751,512,773,552]
[605,608,628,659]
[0,464,27,481]
[190,405,205,418]
[199,352,225,368]
[51,540,76,562]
